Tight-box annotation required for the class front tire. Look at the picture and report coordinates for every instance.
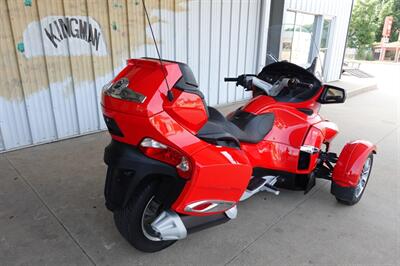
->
[113,180,176,252]
[336,153,374,205]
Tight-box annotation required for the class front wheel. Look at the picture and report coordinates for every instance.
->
[336,153,374,205]
[113,180,176,252]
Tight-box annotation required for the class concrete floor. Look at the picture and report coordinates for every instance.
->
[1,62,399,265]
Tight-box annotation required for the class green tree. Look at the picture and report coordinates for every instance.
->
[393,0,400,41]
[348,0,380,48]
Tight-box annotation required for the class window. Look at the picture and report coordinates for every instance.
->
[280,11,296,62]
[318,17,333,79]
[279,10,335,81]
[280,11,316,67]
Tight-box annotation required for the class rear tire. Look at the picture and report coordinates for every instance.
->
[113,180,176,252]
[336,153,373,205]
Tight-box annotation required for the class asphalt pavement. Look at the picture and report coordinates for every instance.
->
[0,62,399,265]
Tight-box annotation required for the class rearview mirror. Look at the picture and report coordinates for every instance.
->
[318,85,346,104]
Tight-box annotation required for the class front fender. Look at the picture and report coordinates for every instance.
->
[332,140,377,187]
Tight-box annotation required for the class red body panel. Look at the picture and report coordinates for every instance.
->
[172,145,252,215]
[238,93,334,174]
[302,126,325,171]
[332,140,377,187]
[163,88,208,134]
[242,94,322,116]
[241,142,301,173]
[103,59,182,117]
[102,58,252,216]
[312,121,339,143]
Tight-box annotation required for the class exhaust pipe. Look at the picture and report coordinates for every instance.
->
[151,206,237,240]
[181,211,230,234]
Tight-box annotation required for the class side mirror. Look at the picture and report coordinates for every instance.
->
[318,85,346,104]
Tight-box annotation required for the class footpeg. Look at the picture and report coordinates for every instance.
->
[240,176,279,201]
[261,183,280,195]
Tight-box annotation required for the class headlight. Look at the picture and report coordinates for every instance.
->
[103,78,146,103]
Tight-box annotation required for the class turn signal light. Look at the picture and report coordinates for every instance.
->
[139,138,192,179]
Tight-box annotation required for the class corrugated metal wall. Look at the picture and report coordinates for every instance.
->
[285,0,353,82]
[0,0,263,152]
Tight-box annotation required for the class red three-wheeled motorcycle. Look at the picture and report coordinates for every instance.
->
[101,56,376,252]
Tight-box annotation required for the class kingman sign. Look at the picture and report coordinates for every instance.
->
[44,17,101,50]
[23,16,107,58]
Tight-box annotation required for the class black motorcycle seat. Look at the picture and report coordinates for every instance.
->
[197,107,274,145]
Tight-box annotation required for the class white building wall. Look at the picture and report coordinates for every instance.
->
[285,0,353,81]
[0,0,264,152]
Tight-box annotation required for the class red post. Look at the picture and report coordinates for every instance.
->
[379,46,386,61]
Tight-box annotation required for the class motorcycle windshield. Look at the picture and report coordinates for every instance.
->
[265,23,326,82]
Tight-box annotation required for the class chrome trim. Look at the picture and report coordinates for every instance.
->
[140,138,167,149]
[151,210,187,241]
[184,200,235,213]
[355,157,372,198]
[300,145,320,154]
[103,77,147,103]
[224,205,238,219]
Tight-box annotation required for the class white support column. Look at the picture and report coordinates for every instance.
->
[322,17,336,82]
[256,0,272,72]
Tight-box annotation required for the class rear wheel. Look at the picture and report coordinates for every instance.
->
[113,180,176,252]
[336,154,373,205]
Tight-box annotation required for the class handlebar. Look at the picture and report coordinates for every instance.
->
[224,75,313,96]
[296,81,313,89]
[224,77,238,82]
[287,78,313,89]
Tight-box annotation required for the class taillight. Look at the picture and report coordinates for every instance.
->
[139,138,192,179]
